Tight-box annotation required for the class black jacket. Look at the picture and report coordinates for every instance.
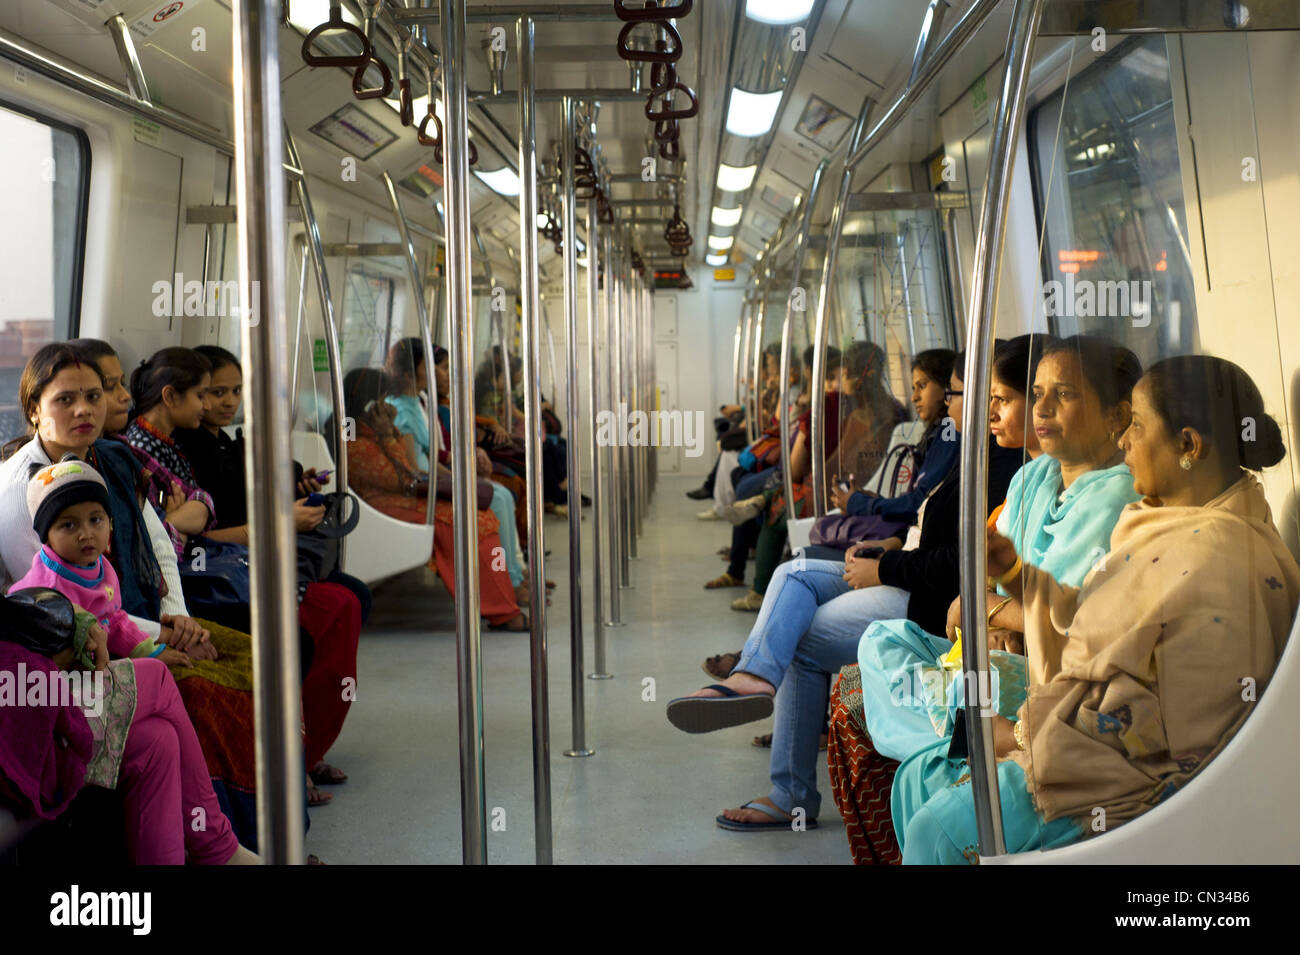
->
[875,437,1022,637]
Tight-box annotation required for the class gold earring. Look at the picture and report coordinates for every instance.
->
[1180,454,1194,470]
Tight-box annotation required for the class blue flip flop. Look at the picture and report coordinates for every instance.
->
[715,800,819,832]
[665,684,774,734]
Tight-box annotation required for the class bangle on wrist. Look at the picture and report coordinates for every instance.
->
[988,556,1022,591]
[1013,718,1028,751]
[987,595,1013,625]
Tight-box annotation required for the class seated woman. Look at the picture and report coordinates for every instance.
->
[893,355,1300,863]
[387,340,529,605]
[0,343,267,848]
[666,353,1022,831]
[828,348,961,526]
[151,343,369,802]
[0,588,258,864]
[341,367,527,631]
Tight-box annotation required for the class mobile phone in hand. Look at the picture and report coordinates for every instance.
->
[305,492,326,507]
[853,545,884,560]
[314,469,332,482]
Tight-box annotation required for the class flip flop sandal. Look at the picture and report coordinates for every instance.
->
[715,800,819,832]
[307,783,333,807]
[666,684,774,733]
[488,615,531,632]
[309,762,348,785]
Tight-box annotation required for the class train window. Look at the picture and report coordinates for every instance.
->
[1029,36,1196,366]
[0,103,89,442]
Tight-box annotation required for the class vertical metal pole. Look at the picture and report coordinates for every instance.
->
[289,237,308,427]
[439,0,488,865]
[285,129,349,506]
[586,194,612,678]
[616,243,632,586]
[736,298,753,408]
[603,227,624,625]
[749,288,766,443]
[515,15,553,865]
[231,0,302,865]
[627,267,641,557]
[381,170,438,522]
[560,96,593,758]
[944,206,968,338]
[810,98,873,516]
[958,0,1045,860]
[779,160,829,514]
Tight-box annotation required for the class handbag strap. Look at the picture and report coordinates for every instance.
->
[313,491,362,539]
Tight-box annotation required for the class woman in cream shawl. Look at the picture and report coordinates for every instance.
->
[893,355,1300,864]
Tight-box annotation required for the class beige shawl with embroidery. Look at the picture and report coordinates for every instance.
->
[1010,473,1300,827]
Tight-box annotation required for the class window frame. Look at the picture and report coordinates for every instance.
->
[0,97,92,340]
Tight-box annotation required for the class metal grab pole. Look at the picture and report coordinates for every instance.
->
[284,129,349,509]
[810,99,873,517]
[958,0,1045,860]
[515,14,553,864]
[586,194,611,678]
[603,227,624,625]
[779,159,829,515]
[439,0,488,865]
[381,170,438,523]
[627,268,640,557]
[473,223,512,434]
[560,96,593,758]
[289,237,308,428]
[749,288,767,444]
[231,0,302,865]
[616,244,632,586]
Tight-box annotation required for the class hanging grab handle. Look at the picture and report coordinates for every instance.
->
[617,20,681,63]
[645,81,699,121]
[301,0,371,69]
[614,0,693,22]
[351,1,392,98]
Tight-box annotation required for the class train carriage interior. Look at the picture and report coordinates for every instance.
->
[0,0,1297,870]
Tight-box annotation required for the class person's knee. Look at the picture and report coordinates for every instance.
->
[123,717,179,779]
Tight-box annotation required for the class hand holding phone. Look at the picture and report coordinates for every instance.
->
[853,545,884,560]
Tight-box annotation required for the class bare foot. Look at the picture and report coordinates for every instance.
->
[719,796,791,825]
[687,671,774,699]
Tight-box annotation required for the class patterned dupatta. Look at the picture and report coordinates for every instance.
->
[120,418,216,555]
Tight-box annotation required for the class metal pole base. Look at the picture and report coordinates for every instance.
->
[563,748,596,758]
[587,672,613,680]
[604,620,626,627]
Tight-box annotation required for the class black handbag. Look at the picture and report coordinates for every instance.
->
[0,588,76,656]
[297,491,361,584]
[180,536,252,611]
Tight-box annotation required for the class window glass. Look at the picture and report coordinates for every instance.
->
[1030,35,1197,365]
[0,103,88,442]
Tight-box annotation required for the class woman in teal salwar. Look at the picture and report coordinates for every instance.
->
[894,356,1300,863]
[856,336,1143,764]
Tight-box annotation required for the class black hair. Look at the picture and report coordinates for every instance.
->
[842,340,886,389]
[130,348,213,417]
[1040,334,1142,410]
[1143,355,1285,472]
[911,348,956,386]
[386,338,425,383]
[992,334,1053,395]
[68,338,118,365]
[193,345,240,375]
[341,367,399,422]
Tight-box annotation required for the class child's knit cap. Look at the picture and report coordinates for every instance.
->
[27,455,110,543]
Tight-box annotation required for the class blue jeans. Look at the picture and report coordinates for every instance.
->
[727,466,777,580]
[734,559,910,819]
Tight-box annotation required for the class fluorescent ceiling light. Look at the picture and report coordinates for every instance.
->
[536,213,549,229]
[289,0,361,32]
[708,235,735,251]
[385,93,441,120]
[726,89,783,137]
[706,253,728,267]
[474,167,521,197]
[712,205,743,228]
[716,163,758,192]
[745,0,814,25]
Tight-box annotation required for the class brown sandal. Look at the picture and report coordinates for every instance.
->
[704,572,744,590]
